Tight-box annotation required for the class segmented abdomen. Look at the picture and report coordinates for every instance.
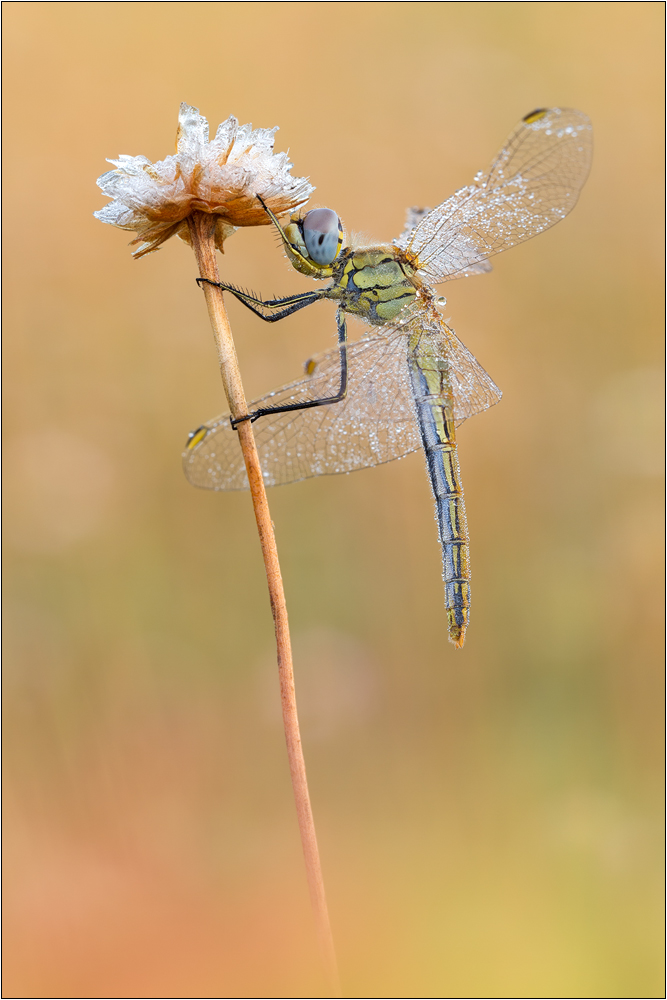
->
[408,351,471,647]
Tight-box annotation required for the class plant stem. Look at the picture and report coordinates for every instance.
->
[187,212,340,995]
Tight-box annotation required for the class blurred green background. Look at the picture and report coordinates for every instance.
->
[3,3,663,997]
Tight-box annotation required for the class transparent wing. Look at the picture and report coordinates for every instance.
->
[434,317,503,423]
[397,206,432,243]
[396,108,592,283]
[183,311,501,491]
[397,206,493,278]
[183,326,419,491]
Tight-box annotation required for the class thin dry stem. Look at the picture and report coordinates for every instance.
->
[187,212,340,995]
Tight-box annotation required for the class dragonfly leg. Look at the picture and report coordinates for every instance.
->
[196,278,324,322]
[232,309,348,428]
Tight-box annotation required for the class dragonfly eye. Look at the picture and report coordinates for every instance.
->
[302,208,343,265]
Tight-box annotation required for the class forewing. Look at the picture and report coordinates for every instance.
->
[183,326,421,491]
[397,206,493,278]
[399,108,592,283]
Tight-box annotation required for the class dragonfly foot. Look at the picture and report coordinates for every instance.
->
[230,413,255,430]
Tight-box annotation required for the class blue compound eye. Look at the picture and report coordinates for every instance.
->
[302,208,342,265]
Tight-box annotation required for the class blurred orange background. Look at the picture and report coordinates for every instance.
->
[3,3,663,997]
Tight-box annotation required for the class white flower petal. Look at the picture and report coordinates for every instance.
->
[212,115,240,151]
[93,201,139,229]
[176,102,209,156]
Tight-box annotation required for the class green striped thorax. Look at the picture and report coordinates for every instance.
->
[330,249,420,324]
[264,200,422,326]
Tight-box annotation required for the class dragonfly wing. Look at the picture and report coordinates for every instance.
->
[396,206,432,244]
[183,327,422,491]
[414,310,503,424]
[397,206,493,278]
[398,108,592,283]
[444,325,503,424]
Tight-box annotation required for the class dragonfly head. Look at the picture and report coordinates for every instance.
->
[287,208,344,266]
[257,196,344,278]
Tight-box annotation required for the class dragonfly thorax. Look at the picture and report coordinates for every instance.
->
[327,247,422,325]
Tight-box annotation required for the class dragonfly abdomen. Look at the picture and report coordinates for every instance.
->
[408,353,471,648]
[428,443,471,647]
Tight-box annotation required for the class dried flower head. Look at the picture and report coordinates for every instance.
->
[94,103,314,258]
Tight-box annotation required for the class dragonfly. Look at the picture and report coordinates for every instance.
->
[184,108,592,647]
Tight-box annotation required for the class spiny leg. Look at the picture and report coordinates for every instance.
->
[197,277,324,322]
[232,309,348,428]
